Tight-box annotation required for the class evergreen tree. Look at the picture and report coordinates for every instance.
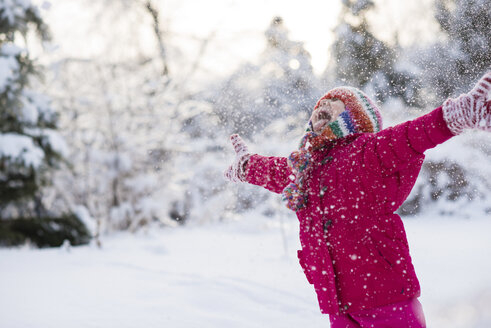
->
[261,17,320,117]
[213,17,321,137]
[0,1,89,246]
[328,0,421,106]
[420,0,491,99]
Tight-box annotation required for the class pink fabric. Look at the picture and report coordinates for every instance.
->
[329,298,426,328]
[245,107,454,315]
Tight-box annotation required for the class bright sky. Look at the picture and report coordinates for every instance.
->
[166,0,342,74]
[170,0,439,73]
[34,0,440,76]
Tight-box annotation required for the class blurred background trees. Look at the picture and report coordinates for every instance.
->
[0,0,89,246]
[417,0,491,100]
[213,17,321,138]
[327,0,422,106]
[0,0,489,247]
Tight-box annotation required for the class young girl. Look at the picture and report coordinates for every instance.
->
[224,72,490,327]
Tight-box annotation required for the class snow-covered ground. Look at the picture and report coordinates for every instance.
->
[1,214,491,328]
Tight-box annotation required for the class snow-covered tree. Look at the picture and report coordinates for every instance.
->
[47,58,180,235]
[40,0,225,235]
[417,0,491,101]
[0,0,90,246]
[213,16,321,138]
[1,1,59,214]
[328,0,422,106]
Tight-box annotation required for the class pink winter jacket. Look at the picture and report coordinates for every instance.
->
[245,107,454,315]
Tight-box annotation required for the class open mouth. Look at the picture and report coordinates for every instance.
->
[318,111,332,122]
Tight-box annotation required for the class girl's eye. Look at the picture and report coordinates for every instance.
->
[331,97,339,102]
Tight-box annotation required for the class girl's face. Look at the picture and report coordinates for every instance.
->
[310,97,346,133]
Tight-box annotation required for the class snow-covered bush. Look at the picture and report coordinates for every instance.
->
[400,131,490,218]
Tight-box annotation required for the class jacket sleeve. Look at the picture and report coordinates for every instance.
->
[363,106,454,176]
[244,154,293,194]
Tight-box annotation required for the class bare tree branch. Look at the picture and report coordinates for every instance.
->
[143,0,169,77]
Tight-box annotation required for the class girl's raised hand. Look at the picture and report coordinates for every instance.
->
[224,134,251,182]
[443,71,491,135]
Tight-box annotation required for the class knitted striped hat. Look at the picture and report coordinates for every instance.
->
[310,86,383,138]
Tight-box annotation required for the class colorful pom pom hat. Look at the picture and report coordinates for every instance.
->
[310,86,383,138]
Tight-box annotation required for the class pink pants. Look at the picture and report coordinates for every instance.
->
[329,298,426,328]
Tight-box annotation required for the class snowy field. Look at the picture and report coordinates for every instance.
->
[1,214,491,328]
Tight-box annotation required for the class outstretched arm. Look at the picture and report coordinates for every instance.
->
[363,106,453,175]
[224,134,292,194]
[244,154,292,194]
[363,72,491,176]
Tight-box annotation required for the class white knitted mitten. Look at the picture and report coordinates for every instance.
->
[442,72,491,135]
[224,134,251,183]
